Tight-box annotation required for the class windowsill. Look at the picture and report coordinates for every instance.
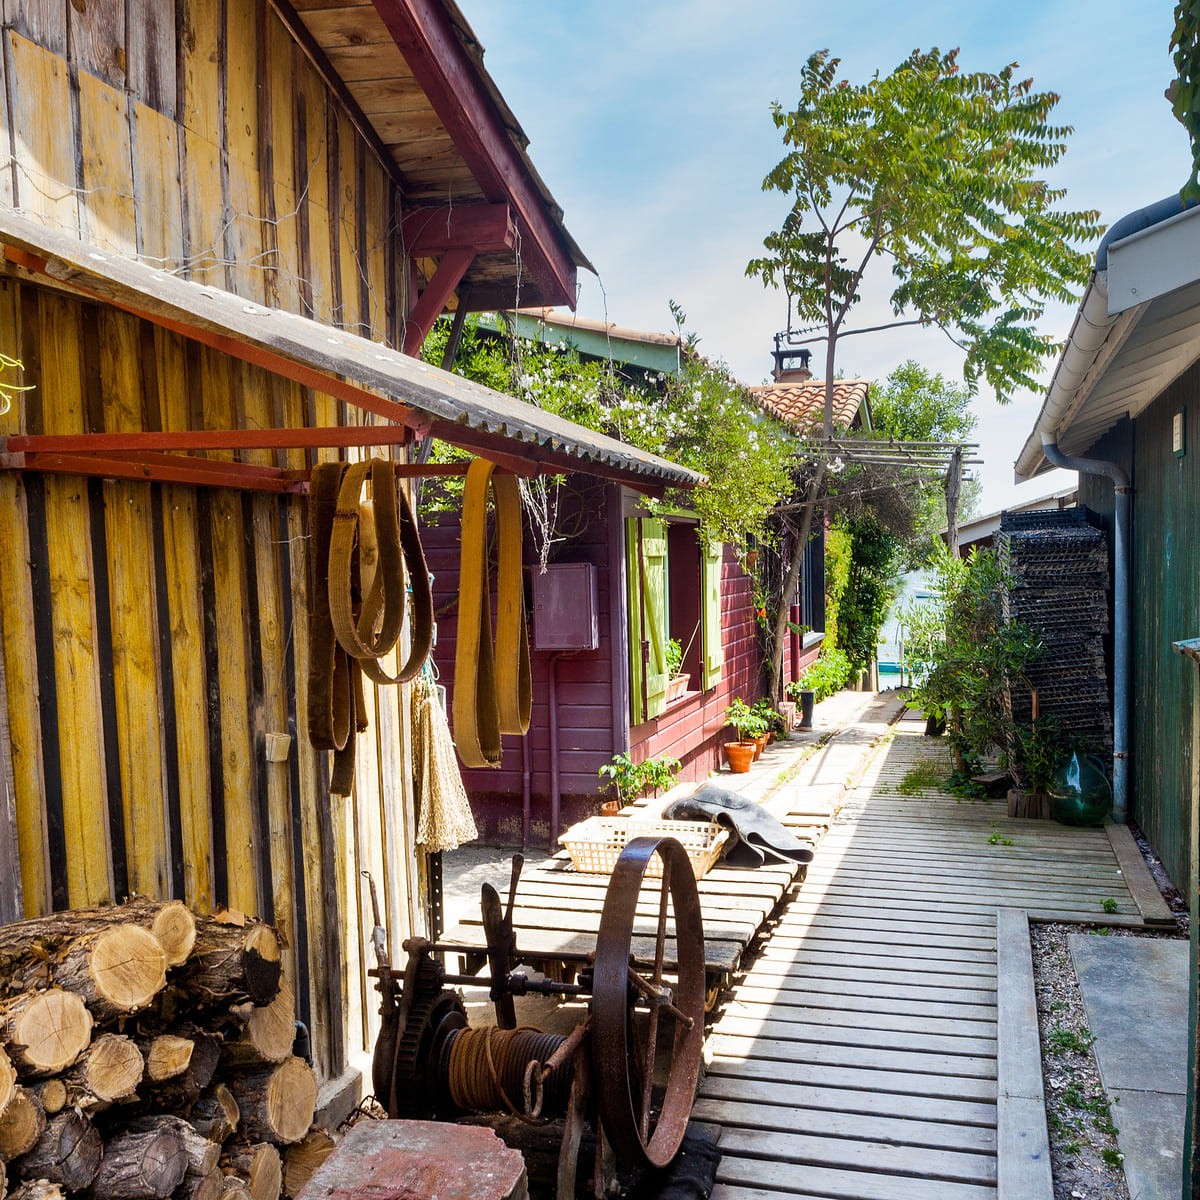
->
[801,631,825,651]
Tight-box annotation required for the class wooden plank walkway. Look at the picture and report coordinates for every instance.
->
[701,717,1159,1200]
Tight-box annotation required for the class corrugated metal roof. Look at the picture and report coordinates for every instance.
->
[747,379,869,431]
[0,209,702,490]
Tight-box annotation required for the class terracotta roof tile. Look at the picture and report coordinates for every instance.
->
[748,379,870,431]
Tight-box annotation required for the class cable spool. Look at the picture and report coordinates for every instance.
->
[442,1027,572,1119]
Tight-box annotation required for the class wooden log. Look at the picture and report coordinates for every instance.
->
[175,1167,222,1200]
[281,1129,335,1198]
[7,1181,64,1200]
[58,1033,143,1110]
[128,1117,219,1178]
[224,980,294,1068]
[226,1059,315,1146]
[190,1085,239,1144]
[221,1144,280,1200]
[29,1082,65,1118]
[146,1029,221,1110]
[13,1110,102,1191]
[0,990,92,1076]
[0,901,195,977]
[219,1179,252,1200]
[0,1047,14,1117]
[50,926,167,1021]
[143,1035,195,1084]
[91,1124,188,1200]
[0,1090,45,1161]
[183,919,281,1008]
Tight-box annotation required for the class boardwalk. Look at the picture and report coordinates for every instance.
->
[698,715,1162,1200]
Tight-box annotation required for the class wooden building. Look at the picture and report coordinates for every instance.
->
[0,0,692,1115]
[1015,194,1200,897]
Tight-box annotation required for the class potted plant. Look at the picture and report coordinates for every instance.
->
[597,752,681,813]
[665,637,690,703]
[754,698,788,743]
[724,698,768,772]
[785,679,816,729]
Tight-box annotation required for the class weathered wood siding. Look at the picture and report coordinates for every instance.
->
[1079,381,1197,895]
[424,487,761,843]
[0,0,420,1092]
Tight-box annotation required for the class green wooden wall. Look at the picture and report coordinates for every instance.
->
[1079,369,1199,896]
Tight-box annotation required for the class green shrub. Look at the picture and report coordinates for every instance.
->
[598,752,681,805]
[725,698,769,741]
[794,648,854,702]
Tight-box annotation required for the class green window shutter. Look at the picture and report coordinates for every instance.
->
[702,536,724,689]
[626,517,669,723]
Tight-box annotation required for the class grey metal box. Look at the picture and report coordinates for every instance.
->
[531,562,599,651]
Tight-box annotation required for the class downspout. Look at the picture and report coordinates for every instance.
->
[548,652,565,854]
[1039,432,1131,822]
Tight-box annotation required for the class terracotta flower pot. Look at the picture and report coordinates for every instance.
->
[752,734,769,760]
[725,742,756,773]
[600,799,621,817]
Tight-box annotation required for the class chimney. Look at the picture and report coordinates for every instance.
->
[771,343,812,383]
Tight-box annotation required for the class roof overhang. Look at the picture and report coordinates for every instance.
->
[1016,202,1200,480]
[0,209,700,493]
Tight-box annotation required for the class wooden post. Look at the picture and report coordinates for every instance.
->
[944,445,963,558]
[1172,636,1200,1200]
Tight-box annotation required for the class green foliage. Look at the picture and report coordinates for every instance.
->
[420,314,795,549]
[903,545,1042,773]
[987,830,1014,847]
[1006,712,1073,794]
[1101,897,1119,915]
[837,515,898,671]
[822,521,852,652]
[724,698,769,742]
[752,697,788,735]
[597,752,681,805]
[748,48,1101,407]
[665,637,684,678]
[1173,2,1200,200]
[1048,1027,1096,1055]
[795,647,853,701]
[897,761,946,795]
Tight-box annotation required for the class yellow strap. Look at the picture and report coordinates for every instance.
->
[453,459,531,768]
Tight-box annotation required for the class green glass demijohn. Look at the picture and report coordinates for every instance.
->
[1049,752,1112,827]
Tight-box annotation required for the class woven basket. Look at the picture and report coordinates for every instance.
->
[558,817,728,880]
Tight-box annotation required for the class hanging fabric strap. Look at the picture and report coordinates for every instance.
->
[327,458,434,686]
[453,458,531,768]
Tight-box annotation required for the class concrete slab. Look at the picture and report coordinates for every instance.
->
[1068,934,1188,1200]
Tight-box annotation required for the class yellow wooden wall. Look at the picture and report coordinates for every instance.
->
[0,0,423,1093]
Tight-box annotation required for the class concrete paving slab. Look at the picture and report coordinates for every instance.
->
[1068,934,1188,1200]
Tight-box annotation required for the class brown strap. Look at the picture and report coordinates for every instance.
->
[307,462,351,752]
[453,459,531,768]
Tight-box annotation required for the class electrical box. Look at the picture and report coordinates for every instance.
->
[531,563,599,652]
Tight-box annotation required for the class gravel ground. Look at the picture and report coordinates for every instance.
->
[1032,824,1189,1200]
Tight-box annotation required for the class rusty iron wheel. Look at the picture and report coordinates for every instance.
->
[591,836,705,1169]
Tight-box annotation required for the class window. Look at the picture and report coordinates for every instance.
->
[627,517,724,724]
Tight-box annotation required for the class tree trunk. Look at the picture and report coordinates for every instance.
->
[282,1129,336,1198]
[222,1142,281,1200]
[224,980,295,1068]
[14,1110,102,1192]
[182,921,281,1008]
[190,1085,240,1144]
[0,1089,45,1161]
[226,1059,316,1146]
[768,467,826,700]
[91,1124,188,1200]
[59,1033,143,1109]
[0,989,92,1075]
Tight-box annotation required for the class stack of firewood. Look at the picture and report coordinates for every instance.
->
[0,900,337,1200]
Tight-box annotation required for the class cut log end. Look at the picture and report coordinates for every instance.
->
[92,1126,187,1200]
[228,980,295,1067]
[0,989,92,1075]
[145,1036,195,1084]
[222,1144,280,1200]
[0,1047,14,1119]
[282,1129,335,1198]
[190,1085,239,1144]
[230,1059,315,1146]
[0,1088,46,1161]
[150,902,197,968]
[177,1167,223,1200]
[79,1034,144,1105]
[89,925,168,1013]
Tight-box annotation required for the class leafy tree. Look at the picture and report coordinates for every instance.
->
[747,48,1100,695]
[1172,1,1200,200]
[837,515,898,672]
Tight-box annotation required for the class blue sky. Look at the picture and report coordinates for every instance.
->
[469,2,1187,513]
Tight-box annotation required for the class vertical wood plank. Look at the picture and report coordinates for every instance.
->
[66,0,124,87]
[2,0,67,53]
[0,17,14,209]
[0,282,48,915]
[179,0,224,283]
[155,327,213,911]
[224,0,265,304]
[296,58,334,329]
[363,158,387,340]
[39,291,112,906]
[7,32,79,233]
[132,102,183,268]
[125,0,177,118]
[98,309,168,897]
[264,10,300,314]
[334,108,359,337]
[77,70,136,255]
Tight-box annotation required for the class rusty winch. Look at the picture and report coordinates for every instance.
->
[368,836,705,1191]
